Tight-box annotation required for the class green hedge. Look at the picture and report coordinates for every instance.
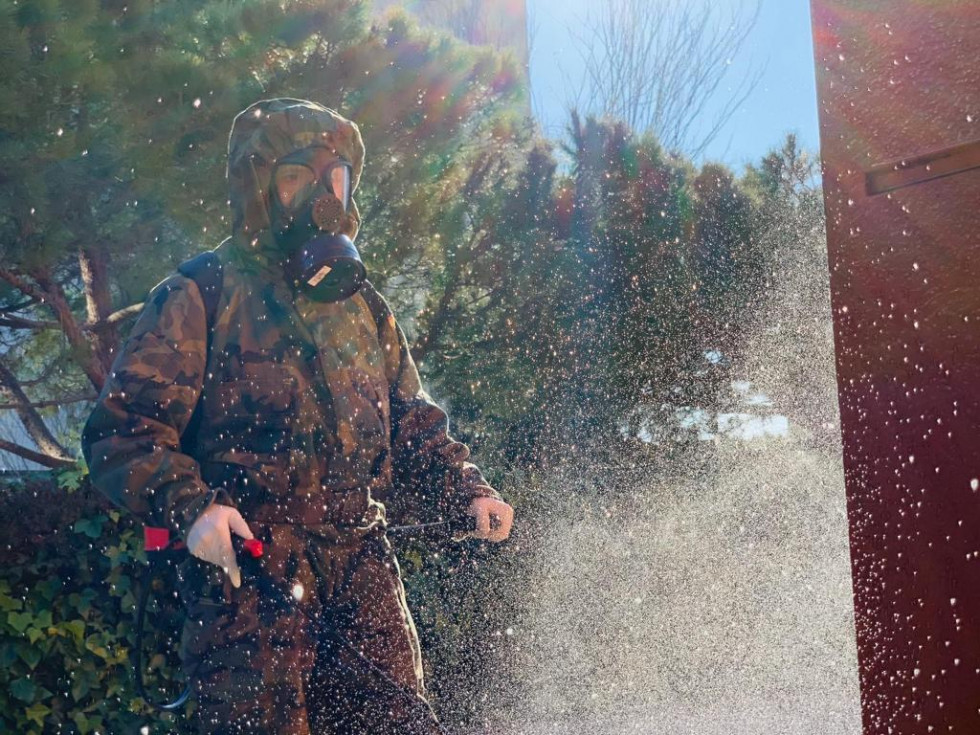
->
[1,471,195,734]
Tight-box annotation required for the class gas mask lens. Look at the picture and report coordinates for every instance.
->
[273,159,351,212]
[329,164,351,213]
[274,163,316,209]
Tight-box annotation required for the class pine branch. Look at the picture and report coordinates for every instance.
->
[83,303,144,333]
[0,438,76,470]
[0,268,49,305]
[0,316,59,330]
[0,392,97,410]
[0,298,40,314]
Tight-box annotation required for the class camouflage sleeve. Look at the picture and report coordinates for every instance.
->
[378,302,503,522]
[81,273,226,542]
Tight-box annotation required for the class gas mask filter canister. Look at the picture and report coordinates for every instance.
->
[269,146,366,303]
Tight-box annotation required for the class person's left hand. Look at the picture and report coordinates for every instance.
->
[467,496,514,542]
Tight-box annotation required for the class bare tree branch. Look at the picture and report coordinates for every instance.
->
[567,0,763,157]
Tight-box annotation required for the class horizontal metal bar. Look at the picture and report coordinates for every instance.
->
[865,138,980,195]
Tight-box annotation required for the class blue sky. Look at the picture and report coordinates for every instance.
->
[526,0,820,171]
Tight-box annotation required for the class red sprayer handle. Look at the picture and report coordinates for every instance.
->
[143,526,263,558]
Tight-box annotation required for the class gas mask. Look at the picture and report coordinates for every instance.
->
[269,146,366,303]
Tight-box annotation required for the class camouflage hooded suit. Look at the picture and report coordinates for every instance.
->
[81,98,502,734]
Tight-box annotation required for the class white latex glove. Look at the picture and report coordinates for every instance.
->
[185,503,254,588]
[467,496,514,542]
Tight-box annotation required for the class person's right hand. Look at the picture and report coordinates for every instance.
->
[185,503,254,588]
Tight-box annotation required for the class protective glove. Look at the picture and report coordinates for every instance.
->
[186,503,254,588]
[467,496,514,542]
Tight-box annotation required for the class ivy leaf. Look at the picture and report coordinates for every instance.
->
[120,590,137,612]
[74,516,107,539]
[34,610,52,628]
[71,711,91,733]
[24,701,50,727]
[56,465,86,492]
[0,594,23,612]
[7,611,32,633]
[70,588,98,617]
[64,620,86,643]
[18,644,42,669]
[71,672,92,702]
[84,634,109,660]
[10,676,36,703]
[34,578,61,603]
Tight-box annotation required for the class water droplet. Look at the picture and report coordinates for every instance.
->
[193,98,202,109]
[971,478,979,491]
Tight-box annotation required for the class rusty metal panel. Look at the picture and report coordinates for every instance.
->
[811,1,980,732]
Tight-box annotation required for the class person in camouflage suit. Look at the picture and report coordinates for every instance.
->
[81,98,514,734]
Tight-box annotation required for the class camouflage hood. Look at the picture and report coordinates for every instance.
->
[225,98,366,268]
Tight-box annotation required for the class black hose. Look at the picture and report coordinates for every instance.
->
[134,551,192,712]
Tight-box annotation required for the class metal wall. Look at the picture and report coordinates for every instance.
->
[811,1,980,732]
